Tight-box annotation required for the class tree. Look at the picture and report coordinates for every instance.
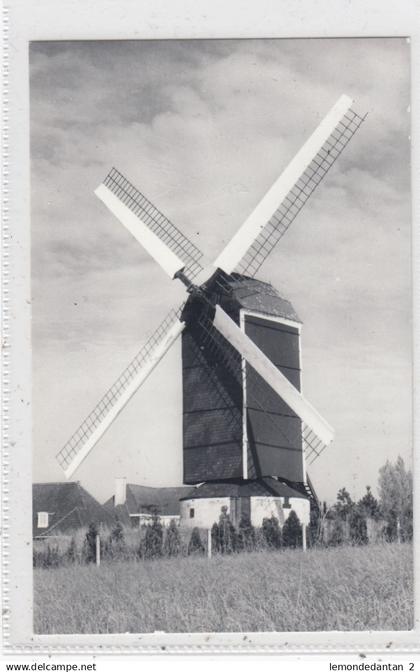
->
[325,488,355,545]
[378,456,413,541]
[143,517,163,559]
[334,488,354,520]
[349,506,368,545]
[66,536,77,564]
[308,503,322,547]
[106,520,127,559]
[358,486,381,520]
[218,506,236,554]
[282,511,302,548]
[188,527,205,555]
[237,515,256,552]
[164,520,181,557]
[262,515,282,549]
[211,522,220,553]
[345,486,380,545]
[83,522,99,563]
[328,517,345,546]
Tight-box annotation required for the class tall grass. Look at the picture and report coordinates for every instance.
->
[33,542,413,634]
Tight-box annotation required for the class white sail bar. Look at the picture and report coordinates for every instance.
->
[214,94,353,274]
[212,305,334,446]
[57,314,185,478]
[95,183,185,279]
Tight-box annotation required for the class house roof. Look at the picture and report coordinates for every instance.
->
[180,478,308,501]
[103,484,190,518]
[33,482,114,537]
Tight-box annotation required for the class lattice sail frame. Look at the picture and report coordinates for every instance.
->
[237,107,366,277]
[56,307,184,473]
[103,167,204,279]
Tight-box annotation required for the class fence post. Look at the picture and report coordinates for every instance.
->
[207,529,212,559]
[302,524,307,552]
[96,533,101,566]
[396,517,401,544]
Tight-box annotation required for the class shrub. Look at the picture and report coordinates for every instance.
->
[164,520,181,557]
[262,516,282,549]
[237,515,255,552]
[188,527,205,555]
[349,507,368,545]
[83,523,99,564]
[105,521,127,560]
[143,518,164,559]
[308,503,322,547]
[218,506,236,554]
[65,537,77,564]
[110,520,124,544]
[282,511,302,548]
[33,544,61,569]
[328,517,345,546]
[211,522,220,553]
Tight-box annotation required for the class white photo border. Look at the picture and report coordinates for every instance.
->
[2,0,419,653]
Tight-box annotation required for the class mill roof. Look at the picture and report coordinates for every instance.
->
[32,482,114,537]
[180,477,308,501]
[225,274,301,323]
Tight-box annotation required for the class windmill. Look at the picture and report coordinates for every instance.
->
[56,94,365,527]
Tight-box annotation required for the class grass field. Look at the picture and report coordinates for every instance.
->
[34,542,413,634]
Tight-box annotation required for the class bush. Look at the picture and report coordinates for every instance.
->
[105,521,127,560]
[65,537,77,564]
[237,515,255,552]
[83,523,99,564]
[349,508,368,545]
[164,520,181,557]
[328,517,345,546]
[33,544,62,569]
[217,506,236,554]
[308,504,322,547]
[142,518,163,559]
[211,522,220,553]
[282,511,302,548]
[262,516,282,549]
[188,527,205,555]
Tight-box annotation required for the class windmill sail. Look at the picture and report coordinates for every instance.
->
[96,167,204,279]
[56,308,185,478]
[214,95,365,276]
[57,96,366,482]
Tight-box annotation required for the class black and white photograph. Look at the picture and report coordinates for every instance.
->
[28,35,413,636]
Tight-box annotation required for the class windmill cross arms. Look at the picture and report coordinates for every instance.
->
[95,167,204,280]
[214,94,366,277]
[56,307,186,478]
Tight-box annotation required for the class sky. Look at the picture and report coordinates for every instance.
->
[30,38,411,505]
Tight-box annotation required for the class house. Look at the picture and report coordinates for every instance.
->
[180,477,311,529]
[33,481,114,538]
[103,478,190,527]
[104,477,310,530]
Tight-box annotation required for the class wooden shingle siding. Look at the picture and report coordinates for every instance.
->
[182,273,304,485]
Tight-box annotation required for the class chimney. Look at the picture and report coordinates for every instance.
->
[114,477,127,506]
